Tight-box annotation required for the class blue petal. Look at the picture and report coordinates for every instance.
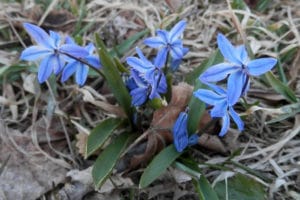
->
[229,107,244,131]
[85,55,101,69]
[76,64,89,86]
[169,20,186,43]
[20,46,51,61]
[135,47,153,66]
[59,44,89,58]
[170,45,184,60]
[154,47,168,68]
[210,99,227,117]
[157,73,167,94]
[65,36,75,45]
[85,43,95,53]
[37,55,55,83]
[219,113,230,137]
[188,134,199,146]
[156,30,169,43]
[173,112,189,152]
[126,57,151,73]
[247,58,277,76]
[53,54,65,74]
[193,89,224,105]
[49,31,61,48]
[23,23,53,48]
[235,45,248,63]
[205,83,227,96]
[144,37,165,48]
[217,33,243,65]
[61,62,78,82]
[227,71,247,105]
[130,87,148,106]
[199,62,239,82]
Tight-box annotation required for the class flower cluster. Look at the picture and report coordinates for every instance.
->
[126,20,188,106]
[194,33,277,136]
[20,23,101,86]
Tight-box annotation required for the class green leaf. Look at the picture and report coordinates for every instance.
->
[193,176,220,200]
[95,35,134,122]
[139,145,181,188]
[110,29,149,57]
[92,132,132,189]
[214,173,266,200]
[86,118,124,158]
[265,71,298,103]
[266,102,300,124]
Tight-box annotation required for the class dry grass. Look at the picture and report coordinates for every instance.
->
[0,0,299,199]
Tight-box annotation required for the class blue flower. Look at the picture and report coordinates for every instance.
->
[126,47,167,104]
[200,33,277,104]
[20,23,88,83]
[127,69,166,106]
[144,20,188,66]
[193,83,244,137]
[173,111,189,152]
[61,37,101,86]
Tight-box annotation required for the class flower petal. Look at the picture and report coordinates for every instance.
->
[37,55,55,83]
[199,62,239,82]
[130,87,148,106]
[76,64,89,86]
[23,23,53,48]
[210,100,227,117]
[169,20,186,43]
[156,30,169,43]
[61,62,78,82]
[49,31,61,48]
[154,47,168,68]
[20,46,51,61]
[219,113,230,137]
[135,47,153,66]
[217,33,243,65]
[126,57,151,73]
[247,58,277,76]
[60,44,89,58]
[85,55,101,69]
[227,71,247,105]
[144,37,165,48]
[235,45,248,63]
[170,45,184,60]
[193,89,224,105]
[53,55,65,74]
[229,107,244,131]
[173,111,189,152]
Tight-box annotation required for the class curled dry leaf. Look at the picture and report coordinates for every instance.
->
[117,83,227,173]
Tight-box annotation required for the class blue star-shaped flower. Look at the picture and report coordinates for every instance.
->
[20,23,88,83]
[127,69,166,106]
[126,47,167,103]
[61,37,101,86]
[144,20,188,66]
[200,33,277,104]
[194,83,244,137]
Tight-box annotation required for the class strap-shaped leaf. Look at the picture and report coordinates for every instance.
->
[86,118,124,158]
[193,176,220,200]
[95,35,134,122]
[265,71,298,103]
[92,132,132,189]
[139,145,181,188]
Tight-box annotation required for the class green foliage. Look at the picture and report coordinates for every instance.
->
[214,173,266,200]
[139,145,181,188]
[86,118,124,158]
[92,132,132,189]
[194,176,220,200]
[95,34,134,122]
[265,71,298,103]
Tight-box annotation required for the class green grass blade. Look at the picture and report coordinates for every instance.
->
[265,71,298,103]
[139,145,181,188]
[193,176,220,200]
[92,132,132,189]
[86,118,124,158]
